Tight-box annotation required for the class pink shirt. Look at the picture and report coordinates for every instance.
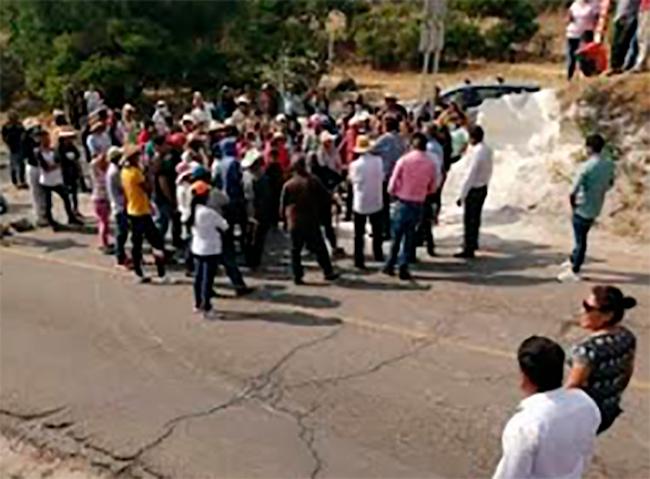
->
[387,150,436,203]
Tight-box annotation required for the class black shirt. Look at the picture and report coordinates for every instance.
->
[2,123,25,154]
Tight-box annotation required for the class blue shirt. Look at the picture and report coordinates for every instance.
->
[371,132,406,180]
[572,154,615,220]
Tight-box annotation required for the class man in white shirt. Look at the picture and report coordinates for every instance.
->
[348,135,384,269]
[493,336,601,479]
[455,125,493,259]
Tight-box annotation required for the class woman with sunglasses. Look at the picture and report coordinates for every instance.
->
[566,285,638,434]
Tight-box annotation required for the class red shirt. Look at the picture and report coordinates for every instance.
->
[264,142,290,174]
[578,42,608,73]
[137,129,150,146]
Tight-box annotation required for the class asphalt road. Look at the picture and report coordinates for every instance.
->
[1,192,649,479]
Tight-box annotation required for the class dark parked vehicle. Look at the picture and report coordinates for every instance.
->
[440,83,541,110]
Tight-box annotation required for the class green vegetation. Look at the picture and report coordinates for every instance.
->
[1,0,544,108]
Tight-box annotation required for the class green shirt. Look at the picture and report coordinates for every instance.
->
[572,154,615,220]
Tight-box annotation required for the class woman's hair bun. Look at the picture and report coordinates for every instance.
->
[622,296,637,310]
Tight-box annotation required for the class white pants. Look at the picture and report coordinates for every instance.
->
[635,10,650,71]
[26,164,46,222]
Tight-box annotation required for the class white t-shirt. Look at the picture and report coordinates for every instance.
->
[84,90,102,113]
[191,204,229,256]
[567,1,598,39]
[349,153,384,215]
[38,150,64,187]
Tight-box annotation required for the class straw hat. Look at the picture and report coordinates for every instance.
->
[236,95,250,105]
[107,146,123,162]
[242,149,263,169]
[272,131,286,141]
[353,135,373,154]
[122,144,141,162]
[52,108,65,117]
[122,103,136,112]
[181,114,195,124]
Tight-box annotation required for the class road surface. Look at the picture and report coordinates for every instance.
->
[1,191,649,479]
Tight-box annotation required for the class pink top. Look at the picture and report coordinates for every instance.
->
[642,0,650,11]
[388,150,436,203]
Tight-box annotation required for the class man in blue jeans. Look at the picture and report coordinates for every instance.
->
[383,133,437,280]
[558,134,615,283]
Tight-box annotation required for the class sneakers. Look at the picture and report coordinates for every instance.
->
[203,310,224,320]
[557,269,582,283]
[560,259,573,269]
[157,276,175,285]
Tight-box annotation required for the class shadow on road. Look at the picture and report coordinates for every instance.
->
[220,310,343,327]
[8,234,88,253]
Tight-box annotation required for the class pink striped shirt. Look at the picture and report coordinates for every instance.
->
[387,150,436,203]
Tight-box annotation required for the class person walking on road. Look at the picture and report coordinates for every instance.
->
[280,154,340,285]
[2,111,27,189]
[493,336,601,479]
[565,285,637,434]
[189,181,228,319]
[558,134,615,283]
[383,132,437,280]
[120,145,169,284]
[455,125,493,259]
[348,135,384,270]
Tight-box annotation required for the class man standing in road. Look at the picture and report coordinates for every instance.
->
[2,111,27,189]
[280,154,339,285]
[558,134,615,283]
[371,115,406,239]
[349,135,384,270]
[455,125,493,259]
[493,336,600,479]
[383,133,437,280]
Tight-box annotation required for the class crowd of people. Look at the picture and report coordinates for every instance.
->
[0,75,640,478]
[565,0,649,79]
[1,83,496,295]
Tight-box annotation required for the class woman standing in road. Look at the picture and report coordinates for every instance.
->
[566,285,637,434]
[189,181,229,319]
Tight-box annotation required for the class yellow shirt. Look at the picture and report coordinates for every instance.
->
[121,166,151,216]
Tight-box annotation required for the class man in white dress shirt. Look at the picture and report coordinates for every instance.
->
[493,336,601,479]
[349,135,384,269]
[455,125,493,259]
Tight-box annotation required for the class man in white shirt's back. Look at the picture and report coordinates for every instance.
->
[493,336,601,479]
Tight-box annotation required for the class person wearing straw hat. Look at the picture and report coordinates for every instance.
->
[120,144,170,284]
[349,135,384,270]
[117,103,138,145]
[56,127,83,218]
[86,118,111,164]
[231,95,251,130]
[280,154,339,285]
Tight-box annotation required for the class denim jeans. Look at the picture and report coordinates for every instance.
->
[114,210,130,264]
[566,37,581,80]
[611,16,638,70]
[385,200,423,270]
[9,152,26,186]
[571,213,594,274]
[194,254,221,311]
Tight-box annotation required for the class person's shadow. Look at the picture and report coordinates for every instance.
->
[219,310,343,327]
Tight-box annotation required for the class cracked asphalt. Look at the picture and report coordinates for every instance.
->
[1,203,649,478]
